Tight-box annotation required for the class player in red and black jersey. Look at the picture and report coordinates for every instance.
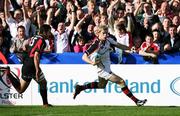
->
[22,34,46,78]
[5,24,52,107]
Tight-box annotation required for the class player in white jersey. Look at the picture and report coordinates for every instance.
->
[73,25,147,106]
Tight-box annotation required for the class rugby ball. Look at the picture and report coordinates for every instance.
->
[90,52,101,63]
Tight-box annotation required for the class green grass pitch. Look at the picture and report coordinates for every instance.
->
[0,106,180,116]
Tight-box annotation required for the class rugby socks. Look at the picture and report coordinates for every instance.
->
[121,85,138,103]
[82,82,99,90]
[40,87,48,105]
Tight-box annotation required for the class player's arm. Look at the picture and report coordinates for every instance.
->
[82,40,99,65]
[109,38,130,51]
[82,53,95,65]
[115,43,130,50]
[34,51,40,81]
[116,43,134,53]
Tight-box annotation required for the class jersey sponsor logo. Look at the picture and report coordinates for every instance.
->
[170,77,180,96]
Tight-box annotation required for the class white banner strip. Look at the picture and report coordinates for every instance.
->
[0,65,180,106]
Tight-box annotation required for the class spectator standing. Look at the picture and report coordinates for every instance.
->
[47,3,76,53]
[4,0,31,38]
[75,14,96,46]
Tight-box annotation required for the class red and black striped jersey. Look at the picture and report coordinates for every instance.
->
[85,39,100,56]
[27,35,46,58]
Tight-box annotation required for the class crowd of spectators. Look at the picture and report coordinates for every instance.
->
[0,0,180,64]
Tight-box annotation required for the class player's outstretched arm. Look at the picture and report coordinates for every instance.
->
[115,43,130,51]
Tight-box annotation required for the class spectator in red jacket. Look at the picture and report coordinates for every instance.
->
[139,34,160,64]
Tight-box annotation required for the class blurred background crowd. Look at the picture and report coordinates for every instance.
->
[0,0,179,64]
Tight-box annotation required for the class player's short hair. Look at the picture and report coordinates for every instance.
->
[39,24,51,36]
[97,25,108,33]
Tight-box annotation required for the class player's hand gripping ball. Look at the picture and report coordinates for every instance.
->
[90,52,101,64]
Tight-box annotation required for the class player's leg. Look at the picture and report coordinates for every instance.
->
[5,66,30,93]
[34,70,51,107]
[73,77,108,99]
[38,79,50,107]
[108,73,147,106]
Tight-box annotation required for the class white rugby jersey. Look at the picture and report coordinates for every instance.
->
[85,37,118,79]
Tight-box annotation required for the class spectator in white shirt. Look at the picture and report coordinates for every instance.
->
[46,3,76,53]
[4,0,31,38]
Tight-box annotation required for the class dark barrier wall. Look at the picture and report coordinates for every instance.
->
[5,52,180,64]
